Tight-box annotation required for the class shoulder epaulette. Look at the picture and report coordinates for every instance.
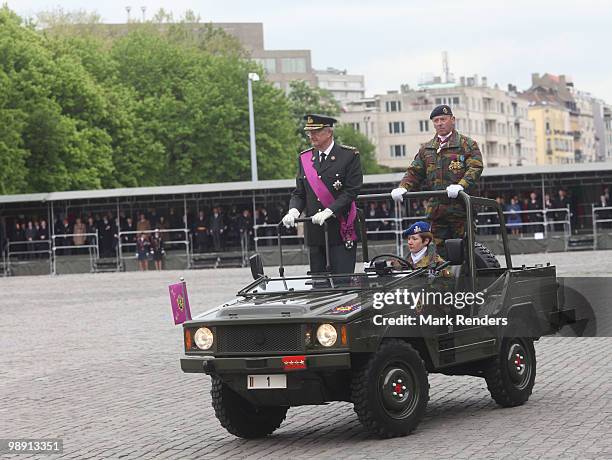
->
[299,147,314,156]
[340,144,360,155]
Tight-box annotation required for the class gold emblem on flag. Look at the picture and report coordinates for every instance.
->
[449,160,463,173]
[177,295,185,311]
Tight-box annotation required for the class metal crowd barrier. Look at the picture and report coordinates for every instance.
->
[52,232,100,274]
[592,205,612,249]
[5,239,53,276]
[475,207,571,239]
[119,228,189,269]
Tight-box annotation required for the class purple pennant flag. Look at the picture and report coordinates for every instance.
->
[169,280,192,325]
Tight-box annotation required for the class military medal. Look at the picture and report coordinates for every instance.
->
[333,179,343,190]
[449,160,463,173]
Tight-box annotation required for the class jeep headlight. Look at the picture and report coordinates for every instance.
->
[316,324,337,347]
[194,327,214,350]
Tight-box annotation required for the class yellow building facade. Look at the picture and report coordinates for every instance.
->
[528,103,575,164]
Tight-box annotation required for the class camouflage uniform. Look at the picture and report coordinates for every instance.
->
[408,243,453,316]
[399,130,483,256]
[408,243,451,277]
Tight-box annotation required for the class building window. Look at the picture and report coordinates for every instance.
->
[350,122,360,131]
[281,58,307,73]
[388,121,405,134]
[253,58,276,74]
[435,97,442,105]
[452,97,460,105]
[390,145,406,157]
[419,120,429,132]
[385,100,402,112]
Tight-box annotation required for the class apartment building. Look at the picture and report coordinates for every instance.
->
[315,67,365,104]
[340,75,536,169]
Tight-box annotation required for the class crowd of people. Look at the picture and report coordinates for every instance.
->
[1,206,289,263]
[1,186,610,262]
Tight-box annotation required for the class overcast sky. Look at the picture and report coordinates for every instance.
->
[8,0,611,102]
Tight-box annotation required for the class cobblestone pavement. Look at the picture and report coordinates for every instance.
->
[0,251,611,459]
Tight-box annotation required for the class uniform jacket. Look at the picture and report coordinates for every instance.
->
[289,142,363,246]
[399,130,483,213]
[408,243,449,274]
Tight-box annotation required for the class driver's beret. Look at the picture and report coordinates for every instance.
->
[403,221,431,238]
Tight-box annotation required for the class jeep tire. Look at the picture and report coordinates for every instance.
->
[484,335,536,407]
[351,340,429,438]
[211,375,288,438]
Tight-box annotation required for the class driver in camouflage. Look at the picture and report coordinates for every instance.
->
[402,221,450,275]
[391,105,483,257]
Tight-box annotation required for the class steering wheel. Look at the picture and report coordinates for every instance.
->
[368,253,412,269]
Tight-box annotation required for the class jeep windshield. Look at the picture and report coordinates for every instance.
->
[238,269,426,297]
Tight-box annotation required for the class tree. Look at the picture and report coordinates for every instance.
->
[334,125,390,175]
[0,7,114,192]
[109,27,298,183]
[0,6,303,194]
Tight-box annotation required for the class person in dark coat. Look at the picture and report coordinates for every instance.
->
[193,211,209,253]
[209,207,226,252]
[98,216,114,258]
[283,114,363,275]
[552,189,571,232]
[136,233,150,271]
[526,192,543,233]
[238,209,253,251]
[149,229,164,271]
[37,220,50,258]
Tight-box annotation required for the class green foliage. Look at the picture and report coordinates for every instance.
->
[0,6,302,194]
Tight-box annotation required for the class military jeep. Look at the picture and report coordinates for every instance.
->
[179,191,575,439]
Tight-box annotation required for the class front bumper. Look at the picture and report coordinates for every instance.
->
[181,352,351,374]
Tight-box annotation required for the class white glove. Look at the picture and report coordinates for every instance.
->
[282,208,300,228]
[312,208,333,226]
[391,187,407,202]
[363,261,371,270]
[446,184,464,199]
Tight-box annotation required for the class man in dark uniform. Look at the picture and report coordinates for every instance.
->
[391,105,483,257]
[283,114,363,274]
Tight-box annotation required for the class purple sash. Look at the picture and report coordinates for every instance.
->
[300,152,357,243]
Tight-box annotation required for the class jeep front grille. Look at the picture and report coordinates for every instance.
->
[216,324,303,353]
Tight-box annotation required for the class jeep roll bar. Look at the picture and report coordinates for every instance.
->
[276,190,513,292]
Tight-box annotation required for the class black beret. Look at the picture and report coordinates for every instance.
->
[430,104,453,119]
[304,114,337,131]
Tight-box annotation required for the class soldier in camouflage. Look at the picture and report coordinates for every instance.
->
[391,105,483,257]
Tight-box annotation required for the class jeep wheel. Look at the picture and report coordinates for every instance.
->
[351,340,429,438]
[210,375,288,438]
[484,336,536,407]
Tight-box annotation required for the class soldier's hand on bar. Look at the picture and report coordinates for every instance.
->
[312,208,333,226]
[282,208,300,228]
[391,187,406,202]
[446,184,464,198]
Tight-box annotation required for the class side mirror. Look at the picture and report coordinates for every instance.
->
[445,239,464,265]
[249,253,264,280]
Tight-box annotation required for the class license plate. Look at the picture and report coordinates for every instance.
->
[247,374,287,389]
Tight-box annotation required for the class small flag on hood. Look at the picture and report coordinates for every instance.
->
[169,279,191,325]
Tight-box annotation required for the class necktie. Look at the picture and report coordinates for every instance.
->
[319,152,326,164]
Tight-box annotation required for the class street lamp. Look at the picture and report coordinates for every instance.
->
[247,72,260,182]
